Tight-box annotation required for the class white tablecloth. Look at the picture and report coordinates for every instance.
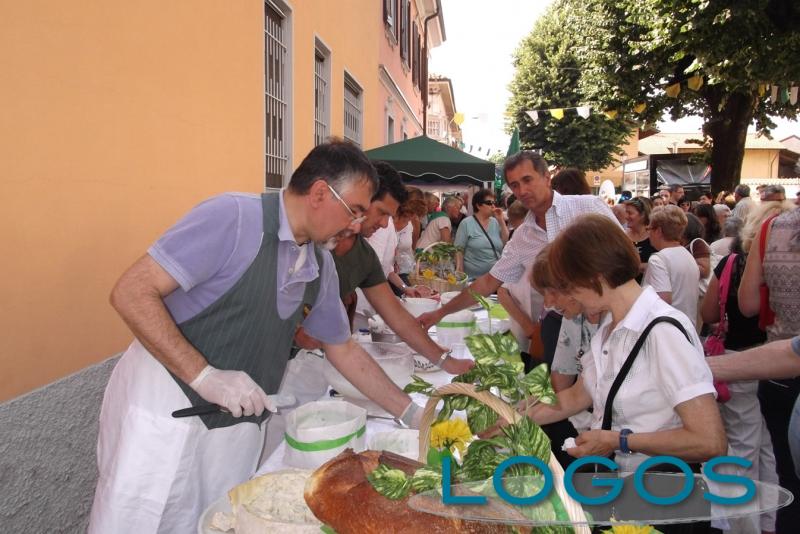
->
[255,348,464,476]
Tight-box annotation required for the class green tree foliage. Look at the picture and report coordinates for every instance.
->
[510,0,800,192]
[588,0,798,193]
[507,4,632,171]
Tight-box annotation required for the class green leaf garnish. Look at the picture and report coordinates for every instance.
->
[367,464,411,500]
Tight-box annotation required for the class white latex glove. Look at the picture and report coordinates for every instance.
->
[189,365,275,418]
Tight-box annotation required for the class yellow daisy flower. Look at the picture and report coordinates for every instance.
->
[430,418,473,454]
[422,268,435,280]
[446,273,457,284]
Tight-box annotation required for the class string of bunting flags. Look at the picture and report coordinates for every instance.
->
[451,77,798,158]
[523,75,799,123]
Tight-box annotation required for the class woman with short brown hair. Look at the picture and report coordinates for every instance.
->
[525,214,725,481]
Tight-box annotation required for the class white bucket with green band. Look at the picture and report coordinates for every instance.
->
[436,310,476,348]
[283,400,367,469]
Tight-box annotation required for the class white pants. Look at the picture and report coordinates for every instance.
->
[719,380,779,533]
[88,340,265,534]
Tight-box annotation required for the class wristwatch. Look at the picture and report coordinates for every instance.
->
[619,428,633,454]
[433,349,452,370]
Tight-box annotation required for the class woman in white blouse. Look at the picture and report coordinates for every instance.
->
[525,214,726,472]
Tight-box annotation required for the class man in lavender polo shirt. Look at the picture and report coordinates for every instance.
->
[89,141,426,534]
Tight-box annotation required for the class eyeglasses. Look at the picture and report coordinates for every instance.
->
[327,183,367,225]
[480,200,496,206]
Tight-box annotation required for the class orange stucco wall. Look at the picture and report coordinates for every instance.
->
[375,1,425,146]
[1,1,266,401]
[741,149,781,179]
[1,1,413,402]
[291,1,383,158]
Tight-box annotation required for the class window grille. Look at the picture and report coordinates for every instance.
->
[264,3,289,188]
[314,51,329,146]
[343,74,363,147]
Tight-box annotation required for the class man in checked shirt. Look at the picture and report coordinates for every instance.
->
[418,151,620,332]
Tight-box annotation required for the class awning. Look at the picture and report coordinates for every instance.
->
[364,135,495,186]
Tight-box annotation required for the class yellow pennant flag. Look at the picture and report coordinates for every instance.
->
[687,74,704,91]
[550,108,564,120]
[453,112,465,126]
[665,83,681,98]
[603,110,618,120]
[633,103,647,113]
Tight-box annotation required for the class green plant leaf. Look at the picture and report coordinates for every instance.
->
[519,363,557,405]
[466,399,499,434]
[410,466,444,494]
[403,375,435,396]
[366,464,411,500]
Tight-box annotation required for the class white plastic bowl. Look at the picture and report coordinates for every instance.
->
[402,297,439,317]
[323,342,414,400]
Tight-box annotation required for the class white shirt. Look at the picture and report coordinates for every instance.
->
[395,219,415,275]
[490,192,620,284]
[709,237,734,267]
[416,214,452,250]
[366,217,398,277]
[501,261,543,352]
[643,246,700,321]
[581,287,715,471]
[731,196,753,221]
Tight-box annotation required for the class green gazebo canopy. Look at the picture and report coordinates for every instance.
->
[364,135,495,186]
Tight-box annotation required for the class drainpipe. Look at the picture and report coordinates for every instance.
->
[422,1,440,136]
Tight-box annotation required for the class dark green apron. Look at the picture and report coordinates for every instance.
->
[171,192,321,429]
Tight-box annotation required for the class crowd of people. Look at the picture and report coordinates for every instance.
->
[88,140,800,534]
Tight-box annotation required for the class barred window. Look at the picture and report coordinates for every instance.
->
[427,119,440,139]
[264,2,289,188]
[313,48,329,146]
[343,74,362,147]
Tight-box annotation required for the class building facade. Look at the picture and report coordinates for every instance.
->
[0,1,444,402]
[426,75,463,147]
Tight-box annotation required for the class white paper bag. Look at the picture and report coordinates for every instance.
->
[283,400,367,469]
[436,310,476,348]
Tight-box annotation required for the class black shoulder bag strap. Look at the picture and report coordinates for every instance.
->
[474,216,499,259]
[601,316,691,431]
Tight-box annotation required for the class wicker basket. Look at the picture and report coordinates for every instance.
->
[417,382,591,532]
[410,241,469,294]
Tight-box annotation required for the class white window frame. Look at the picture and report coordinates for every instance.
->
[313,37,331,147]
[343,71,363,147]
[387,114,395,145]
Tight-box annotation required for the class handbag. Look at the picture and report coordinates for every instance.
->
[758,214,778,331]
[702,254,738,403]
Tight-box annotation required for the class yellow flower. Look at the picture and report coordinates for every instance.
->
[430,418,473,454]
[602,525,660,534]
[446,273,457,284]
[422,268,435,280]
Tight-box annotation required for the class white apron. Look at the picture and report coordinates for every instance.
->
[88,340,265,534]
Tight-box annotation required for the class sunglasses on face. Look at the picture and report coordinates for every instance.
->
[480,200,496,206]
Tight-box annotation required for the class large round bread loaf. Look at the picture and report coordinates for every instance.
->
[304,449,530,533]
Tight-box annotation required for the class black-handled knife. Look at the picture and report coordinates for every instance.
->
[171,404,227,418]
[170,393,296,418]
